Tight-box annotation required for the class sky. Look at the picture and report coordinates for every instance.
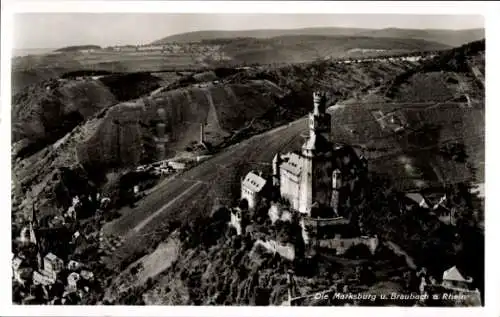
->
[13,13,484,49]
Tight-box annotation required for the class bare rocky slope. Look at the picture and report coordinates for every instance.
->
[12,73,162,160]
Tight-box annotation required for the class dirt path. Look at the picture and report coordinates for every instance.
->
[202,87,223,131]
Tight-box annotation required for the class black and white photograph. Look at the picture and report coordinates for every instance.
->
[2,1,495,313]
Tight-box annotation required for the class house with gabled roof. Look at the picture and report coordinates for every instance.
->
[43,253,64,280]
[404,192,431,209]
[12,257,32,286]
[442,266,473,290]
[33,270,56,286]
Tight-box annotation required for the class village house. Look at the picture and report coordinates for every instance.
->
[12,257,33,286]
[67,260,83,271]
[33,270,56,286]
[442,266,474,290]
[437,266,482,306]
[80,270,94,281]
[43,253,64,280]
[67,272,81,292]
[404,193,430,209]
[71,231,84,245]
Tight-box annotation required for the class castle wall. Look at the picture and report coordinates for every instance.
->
[252,239,296,261]
[229,209,243,235]
[299,156,313,215]
[241,186,258,210]
[317,236,379,255]
[268,203,292,224]
[311,157,335,209]
[280,169,300,210]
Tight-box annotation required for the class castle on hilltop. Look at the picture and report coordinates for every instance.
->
[241,91,367,218]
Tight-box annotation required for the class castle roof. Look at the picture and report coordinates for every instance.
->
[33,270,55,285]
[443,266,473,283]
[405,193,430,208]
[45,252,61,262]
[281,153,303,176]
[12,257,23,269]
[242,171,267,193]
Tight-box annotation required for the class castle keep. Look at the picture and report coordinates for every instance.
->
[238,91,370,254]
[268,91,366,217]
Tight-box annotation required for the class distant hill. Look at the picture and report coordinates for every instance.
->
[55,45,102,52]
[151,27,371,44]
[152,27,484,47]
[357,28,484,48]
[210,35,450,65]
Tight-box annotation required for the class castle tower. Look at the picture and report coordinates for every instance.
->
[330,169,342,216]
[310,91,331,141]
[155,108,168,161]
[299,138,314,215]
[299,91,328,215]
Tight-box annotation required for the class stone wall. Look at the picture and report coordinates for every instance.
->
[251,239,295,261]
[318,235,379,255]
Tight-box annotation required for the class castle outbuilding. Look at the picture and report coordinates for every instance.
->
[241,171,269,210]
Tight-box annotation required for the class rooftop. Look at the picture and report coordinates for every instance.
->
[242,171,267,193]
[443,266,473,283]
[405,193,430,208]
[45,252,61,262]
[12,257,23,269]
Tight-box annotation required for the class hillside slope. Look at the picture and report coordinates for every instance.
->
[11,73,162,160]
[11,78,118,159]
[331,39,485,186]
